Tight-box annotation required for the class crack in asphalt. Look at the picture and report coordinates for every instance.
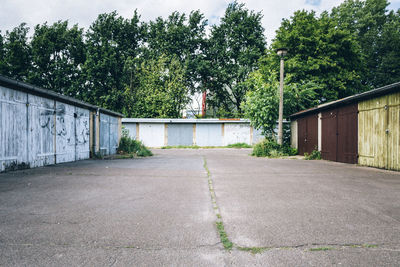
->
[201,155,397,254]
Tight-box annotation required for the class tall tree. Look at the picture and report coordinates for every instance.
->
[29,21,85,96]
[270,10,363,102]
[376,10,400,86]
[146,11,208,94]
[0,32,5,75]
[207,1,266,116]
[123,55,188,118]
[330,0,396,88]
[82,11,143,112]
[1,23,32,80]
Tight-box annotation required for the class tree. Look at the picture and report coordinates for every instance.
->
[1,23,32,80]
[82,11,143,112]
[29,21,85,96]
[207,1,266,116]
[0,32,5,75]
[330,0,399,88]
[123,55,188,118]
[145,11,208,94]
[270,10,364,102]
[376,10,400,86]
[241,69,318,137]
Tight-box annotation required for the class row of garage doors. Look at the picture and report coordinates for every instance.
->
[297,103,358,164]
[295,91,400,170]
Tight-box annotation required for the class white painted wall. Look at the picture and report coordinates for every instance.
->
[224,124,251,146]
[291,120,298,149]
[138,123,165,147]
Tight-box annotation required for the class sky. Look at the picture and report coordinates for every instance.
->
[1,0,400,43]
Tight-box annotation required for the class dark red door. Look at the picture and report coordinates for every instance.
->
[297,114,318,155]
[321,104,358,163]
[298,117,307,155]
[321,109,338,161]
[306,114,318,153]
[337,104,358,164]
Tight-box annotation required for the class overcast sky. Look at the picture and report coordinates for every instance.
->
[1,0,400,44]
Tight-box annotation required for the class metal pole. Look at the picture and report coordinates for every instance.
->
[278,57,284,145]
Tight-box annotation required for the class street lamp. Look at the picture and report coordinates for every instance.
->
[276,48,288,145]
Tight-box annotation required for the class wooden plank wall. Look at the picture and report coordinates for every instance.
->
[358,92,400,171]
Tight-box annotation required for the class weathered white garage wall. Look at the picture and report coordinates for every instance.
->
[0,76,122,172]
[139,123,165,147]
[122,118,264,147]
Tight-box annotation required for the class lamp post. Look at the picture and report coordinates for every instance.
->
[276,48,288,145]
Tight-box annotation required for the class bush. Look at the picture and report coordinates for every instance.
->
[118,135,152,157]
[252,138,297,157]
[304,149,321,160]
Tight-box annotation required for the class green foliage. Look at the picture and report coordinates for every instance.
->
[241,69,318,137]
[252,139,297,157]
[304,149,321,160]
[118,131,152,157]
[146,11,208,95]
[270,10,364,102]
[207,1,266,116]
[226,143,252,148]
[1,1,400,119]
[0,23,32,80]
[29,21,85,96]
[82,11,143,112]
[330,0,400,88]
[123,55,189,118]
[216,221,233,250]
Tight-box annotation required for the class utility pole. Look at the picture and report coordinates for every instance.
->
[276,48,288,145]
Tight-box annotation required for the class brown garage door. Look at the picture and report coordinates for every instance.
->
[321,104,358,164]
[297,114,318,155]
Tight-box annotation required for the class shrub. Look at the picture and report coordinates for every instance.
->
[252,138,297,157]
[304,149,321,160]
[118,133,152,157]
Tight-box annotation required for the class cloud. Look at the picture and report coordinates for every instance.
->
[0,0,398,44]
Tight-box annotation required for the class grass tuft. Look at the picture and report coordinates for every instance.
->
[226,143,252,148]
[216,221,233,250]
[309,247,333,251]
[237,246,269,254]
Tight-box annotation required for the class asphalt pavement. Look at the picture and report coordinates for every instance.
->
[0,149,399,266]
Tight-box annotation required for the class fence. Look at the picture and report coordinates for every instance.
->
[0,75,122,172]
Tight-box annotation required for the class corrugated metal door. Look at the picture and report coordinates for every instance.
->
[297,114,318,155]
[337,104,358,164]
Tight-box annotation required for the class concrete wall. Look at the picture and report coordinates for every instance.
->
[122,119,264,147]
[0,82,122,172]
[290,120,298,150]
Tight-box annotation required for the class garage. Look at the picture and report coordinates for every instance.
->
[290,82,400,170]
